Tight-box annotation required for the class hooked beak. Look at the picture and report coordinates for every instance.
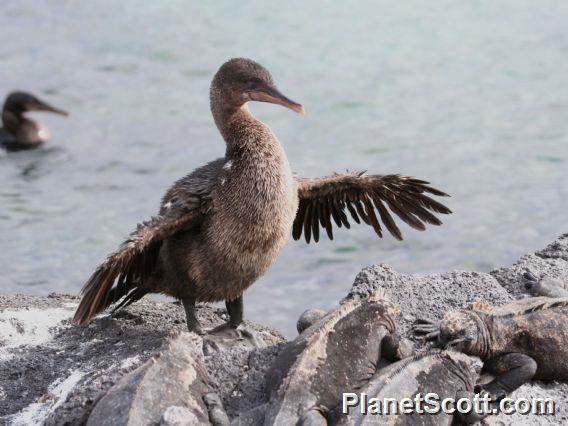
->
[248,83,305,116]
[28,99,70,117]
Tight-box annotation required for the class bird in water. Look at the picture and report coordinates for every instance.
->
[73,58,452,339]
[0,91,69,151]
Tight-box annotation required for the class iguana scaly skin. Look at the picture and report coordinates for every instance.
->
[87,332,227,426]
[414,297,568,401]
[264,288,414,425]
[331,351,480,426]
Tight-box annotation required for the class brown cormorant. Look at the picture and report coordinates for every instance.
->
[0,91,69,151]
[73,58,451,336]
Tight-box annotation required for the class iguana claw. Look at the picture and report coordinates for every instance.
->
[411,318,439,340]
[412,324,438,332]
[418,331,440,341]
[412,317,438,326]
[522,271,539,289]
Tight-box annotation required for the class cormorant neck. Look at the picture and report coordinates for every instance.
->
[1,108,23,134]
[211,99,261,147]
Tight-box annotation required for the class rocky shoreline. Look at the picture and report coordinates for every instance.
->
[1,233,567,425]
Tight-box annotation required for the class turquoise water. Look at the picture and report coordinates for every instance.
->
[1,1,567,336]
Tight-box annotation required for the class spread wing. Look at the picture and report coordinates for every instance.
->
[293,172,451,243]
[72,201,207,325]
[73,159,223,325]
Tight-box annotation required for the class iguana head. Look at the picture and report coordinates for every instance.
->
[367,287,399,314]
[438,310,489,357]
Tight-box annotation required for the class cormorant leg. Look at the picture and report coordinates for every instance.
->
[480,353,537,401]
[226,296,243,329]
[381,333,415,361]
[182,297,204,335]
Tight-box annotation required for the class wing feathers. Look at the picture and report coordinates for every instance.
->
[382,194,426,231]
[345,201,360,225]
[329,199,343,228]
[336,200,351,229]
[303,202,312,244]
[374,197,399,239]
[364,198,384,238]
[354,198,371,225]
[312,202,320,243]
[73,205,201,325]
[292,202,306,240]
[293,172,451,244]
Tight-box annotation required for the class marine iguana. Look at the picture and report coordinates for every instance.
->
[413,297,568,401]
[264,288,414,425]
[87,332,228,425]
[522,271,568,298]
[330,351,482,425]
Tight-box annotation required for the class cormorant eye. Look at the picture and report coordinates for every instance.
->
[245,79,263,90]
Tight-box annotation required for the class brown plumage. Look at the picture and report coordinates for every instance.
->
[0,91,69,151]
[73,58,451,334]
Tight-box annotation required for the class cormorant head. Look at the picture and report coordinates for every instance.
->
[210,58,304,116]
[3,91,69,118]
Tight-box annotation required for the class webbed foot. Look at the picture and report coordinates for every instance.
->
[187,321,205,336]
[411,318,440,341]
[203,322,266,355]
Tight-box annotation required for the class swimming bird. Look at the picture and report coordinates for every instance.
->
[0,91,69,151]
[73,58,452,337]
